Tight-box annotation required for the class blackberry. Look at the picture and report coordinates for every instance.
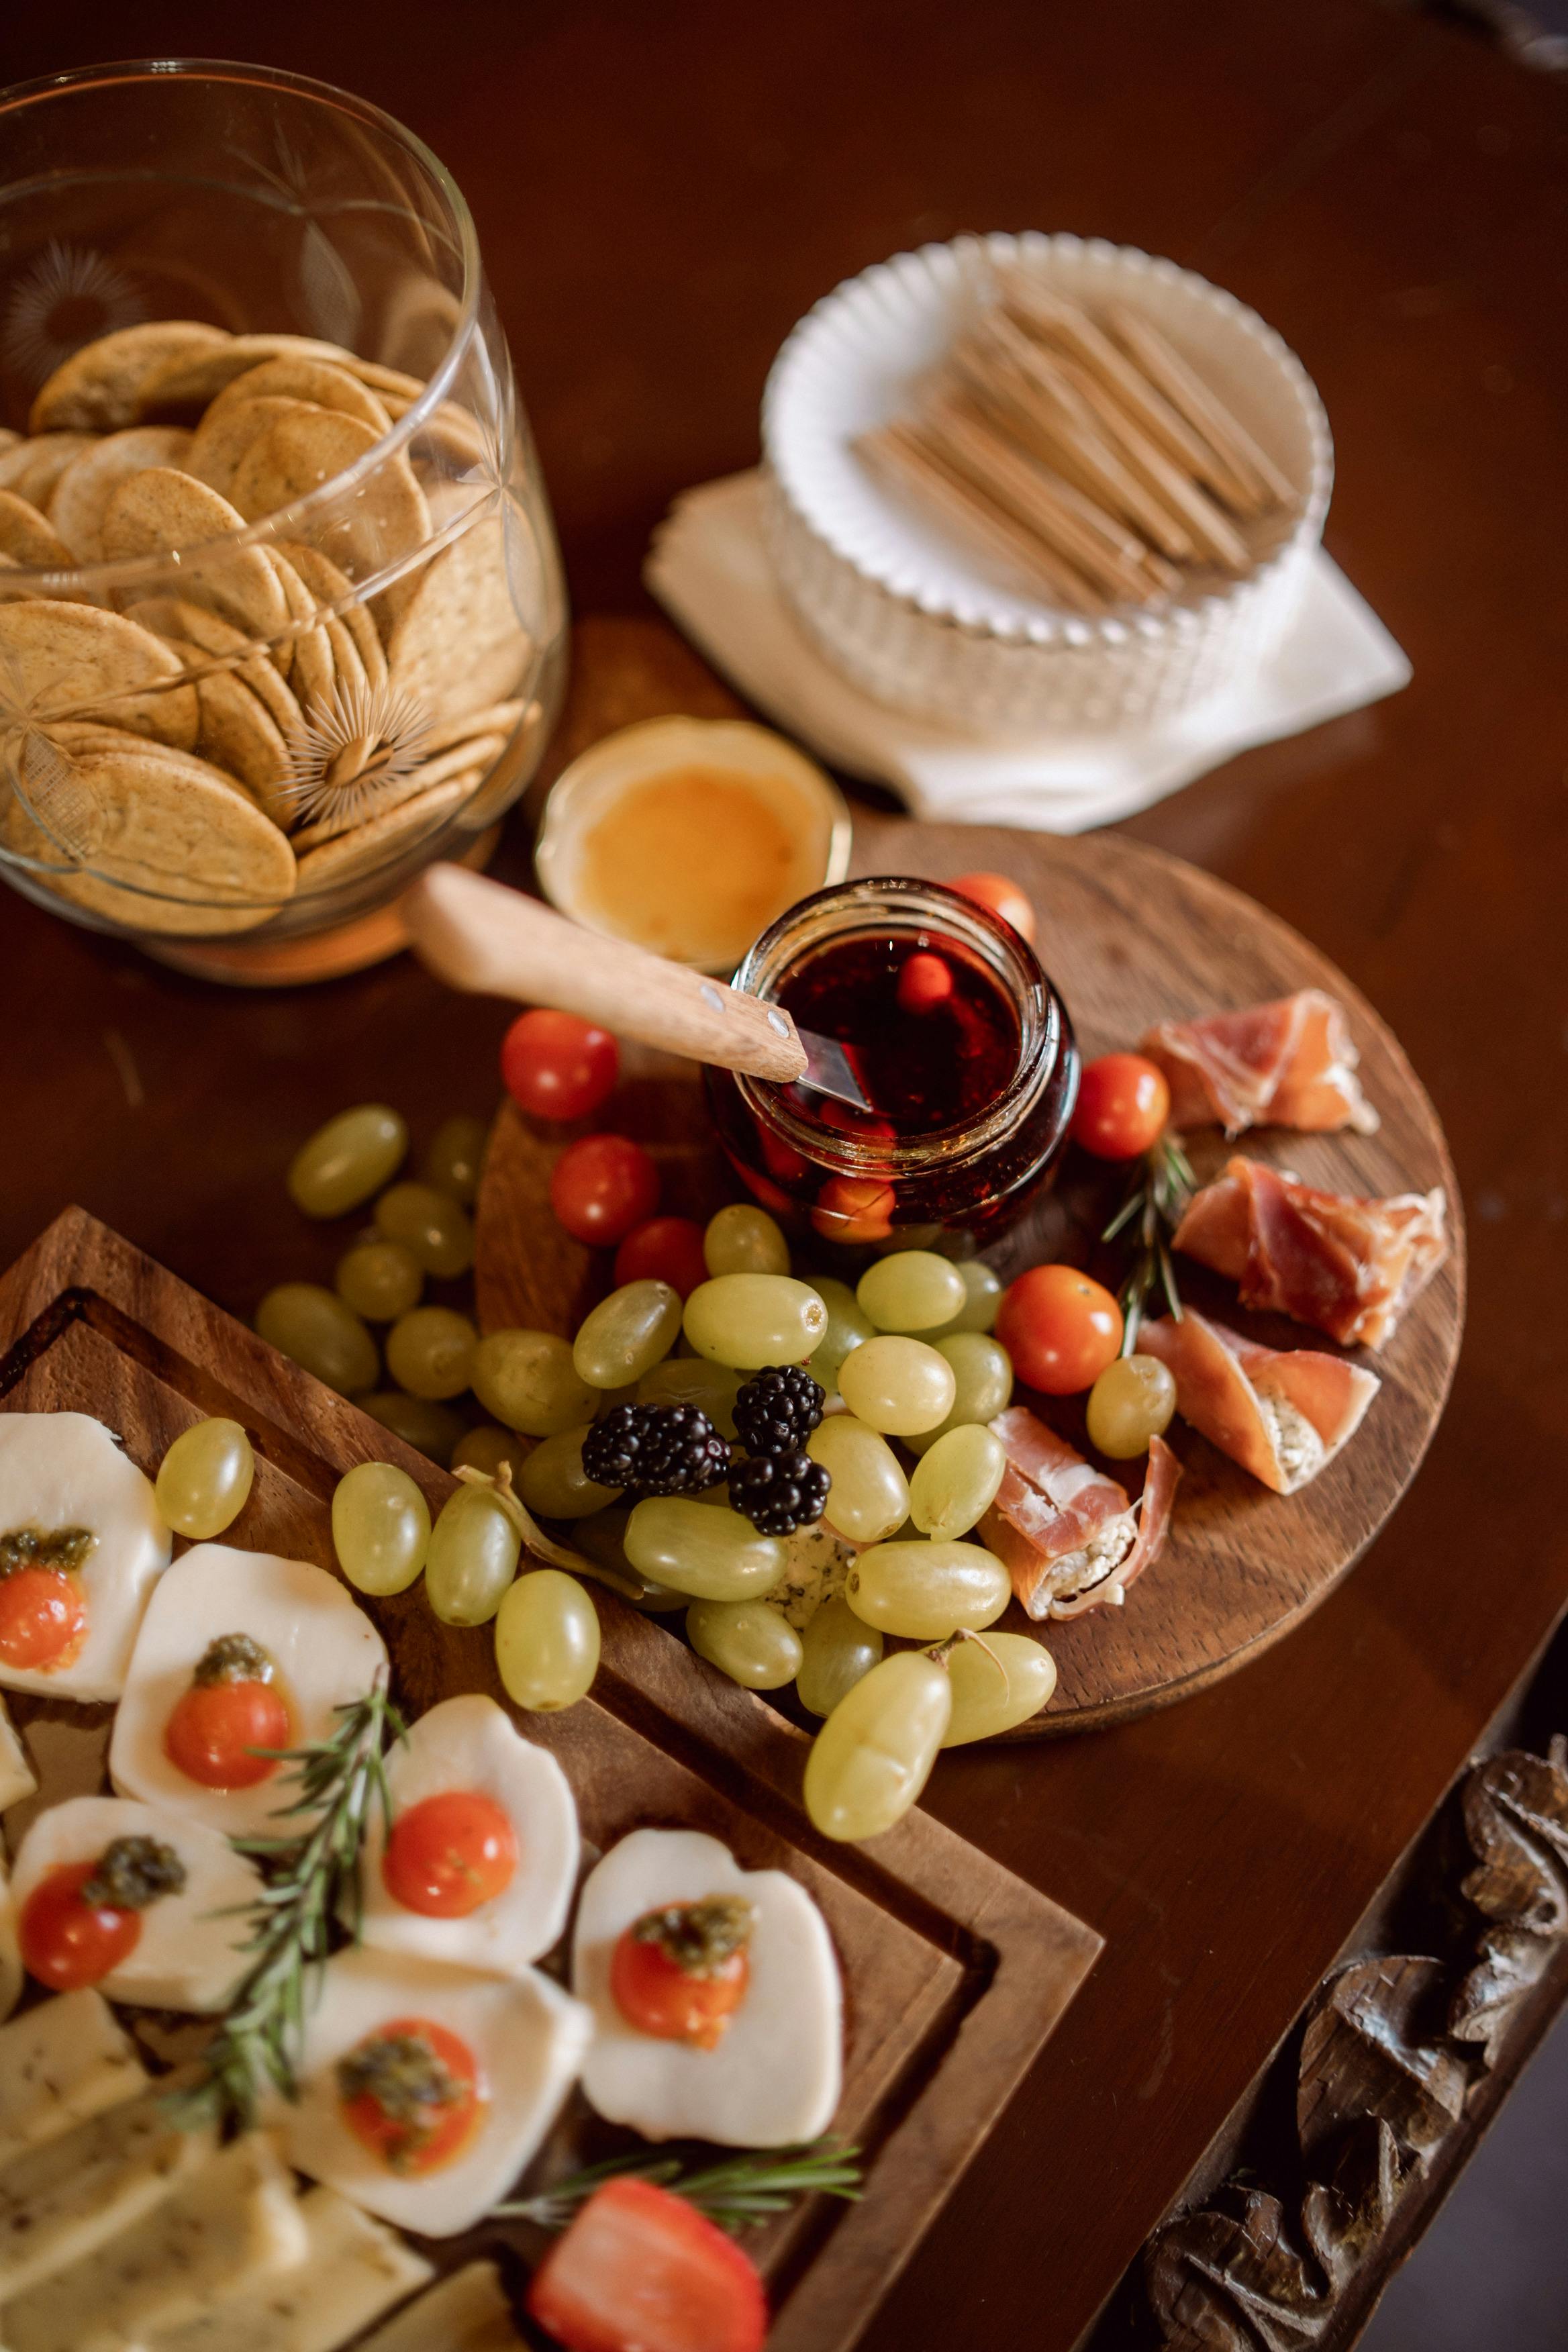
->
[733,1365,826,1457]
[581,1403,731,1498]
[728,1449,830,1536]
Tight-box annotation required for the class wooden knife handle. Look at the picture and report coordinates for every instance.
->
[403,864,809,1083]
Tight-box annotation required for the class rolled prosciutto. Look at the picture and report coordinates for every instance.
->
[1173,1156,1448,1351]
[980,1405,1181,1622]
[1138,1309,1380,1494]
[1140,991,1379,1138]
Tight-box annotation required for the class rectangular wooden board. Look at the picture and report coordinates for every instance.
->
[0,1209,1101,2351]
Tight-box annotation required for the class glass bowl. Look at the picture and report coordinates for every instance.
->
[0,59,567,957]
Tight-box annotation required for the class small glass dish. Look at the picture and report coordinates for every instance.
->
[0,59,567,965]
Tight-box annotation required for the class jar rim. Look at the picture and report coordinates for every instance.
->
[733,874,1067,1177]
[0,56,485,591]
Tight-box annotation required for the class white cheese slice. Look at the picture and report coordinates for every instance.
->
[0,1414,171,1701]
[142,2184,434,2352]
[0,1695,37,1814]
[0,2081,215,2298]
[0,1988,146,2166]
[355,2262,523,2352]
[9,1796,263,2012]
[3,2128,308,2352]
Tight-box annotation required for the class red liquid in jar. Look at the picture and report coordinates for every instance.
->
[777,934,1020,1136]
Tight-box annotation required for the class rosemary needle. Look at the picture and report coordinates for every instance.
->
[1103,1132,1195,1351]
[497,2141,864,2237]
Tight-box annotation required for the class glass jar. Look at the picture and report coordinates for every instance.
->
[0,61,567,961]
[705,877,1079,1252]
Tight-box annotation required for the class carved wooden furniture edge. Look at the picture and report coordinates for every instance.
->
[1138,1734,1568,2349]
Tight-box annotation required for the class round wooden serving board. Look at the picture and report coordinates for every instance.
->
[475,622,1465,1735]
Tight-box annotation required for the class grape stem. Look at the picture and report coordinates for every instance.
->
[454,1461,666,1608]
[926,1626,1010,1694]
[1102,1132,1195,1353]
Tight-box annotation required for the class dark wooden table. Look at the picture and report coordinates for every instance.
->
[4,6,1567,2348]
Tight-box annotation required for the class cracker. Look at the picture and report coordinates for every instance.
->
[189,668,294,820]
[48,428,193,562]
[134,332,366,416]
[230,409,429,578]
[0,489,75,569]
[293,773,472,888]
[277,541,387,690]
[130,595,305,744]
[0,430,19,458]
[30,322,230,434]
[385,513,528,727]
[268,551,337,713]
[205,356,390,435]
[288,736,503,851]
[185,396,321,501]
[0,434,96,512]
[99,467,289,644]
[0,601,198,748]
[3,730,295,934]
[342,359,425,401]
[415,697,528,757]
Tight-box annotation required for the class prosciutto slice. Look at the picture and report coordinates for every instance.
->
[1140,991,1379,1138]
[979,1405,1181,1622]
[1173,1156,1448,1351]
[1138,1309,1380,1493]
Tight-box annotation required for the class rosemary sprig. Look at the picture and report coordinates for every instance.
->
[170,1680,405,2134]
[1102,1131,1195,1352]
[497,2141,864,2237]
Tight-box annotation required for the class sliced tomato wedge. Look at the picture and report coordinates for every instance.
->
[528,2175,767,2352]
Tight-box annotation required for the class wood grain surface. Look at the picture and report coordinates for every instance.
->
[0,1206,1100,2352]
[2,6,1565,2348]
[473,618,1465,1732]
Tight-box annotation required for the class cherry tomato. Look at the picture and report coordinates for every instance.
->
[611,1923,750,2051]
[382,1791,518,1918]
[614,1216,709,1299]
[896,951,954,1014]
[0,1567,86,1671]
[949,871,1037,943]
[19,1860,141,1991]
[997,1265,1124,1394]
[756,1125,810,1185]
[812,1175,896,1245]
[164,1677,291,1790]
[528,2173,768,2352]
[340,2016,485,2176]
[501,1010,619,1122]
[1071,1052,1171,1161]
[550,1134,659,1246]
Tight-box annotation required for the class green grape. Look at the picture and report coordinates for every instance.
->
[256,1283,379,1397]
[331,1461,431,1596]
[385,1306,477,1401]
[1085,1354,1177,1459]
[686,1598,803,1689]
[495,1569,599,1710]
[375,1181,474,1277]
[472,1330,598,1436]
[941,1631,1057,1745]
[575,1508,687,1611]
[846,1538,1011,1638]
[623,1498,784,1600]
[805,1276,874,1383]
[335,1239,423,1324]
[805,1416,908,1545]
[803,1650,952,1842]
[287,1105,407,1218]
[358,1392,466,1466]
[796,1596,884,1718]
[636,1357,742,1438]
[929,1261,1003,1338]
[573,1281,682,1388]
[518,1424,622,1518]
[837,1335,955,1436]
[703,1204,790,1277]
[450,1424,532,1480]
[683,1275,828,1369]
[155,1418,254,1540]
[906,1332,1015,1455]
[424,1484,521,1625]
[908,1424,1008,1540]
[422,1113,488,1206]
[856,1251,967,1335]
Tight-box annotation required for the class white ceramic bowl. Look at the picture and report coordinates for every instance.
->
[761,232,1333,736]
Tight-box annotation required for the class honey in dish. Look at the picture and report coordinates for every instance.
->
[575,766,817,966]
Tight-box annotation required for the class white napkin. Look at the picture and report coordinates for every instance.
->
[644,470,1411,832]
